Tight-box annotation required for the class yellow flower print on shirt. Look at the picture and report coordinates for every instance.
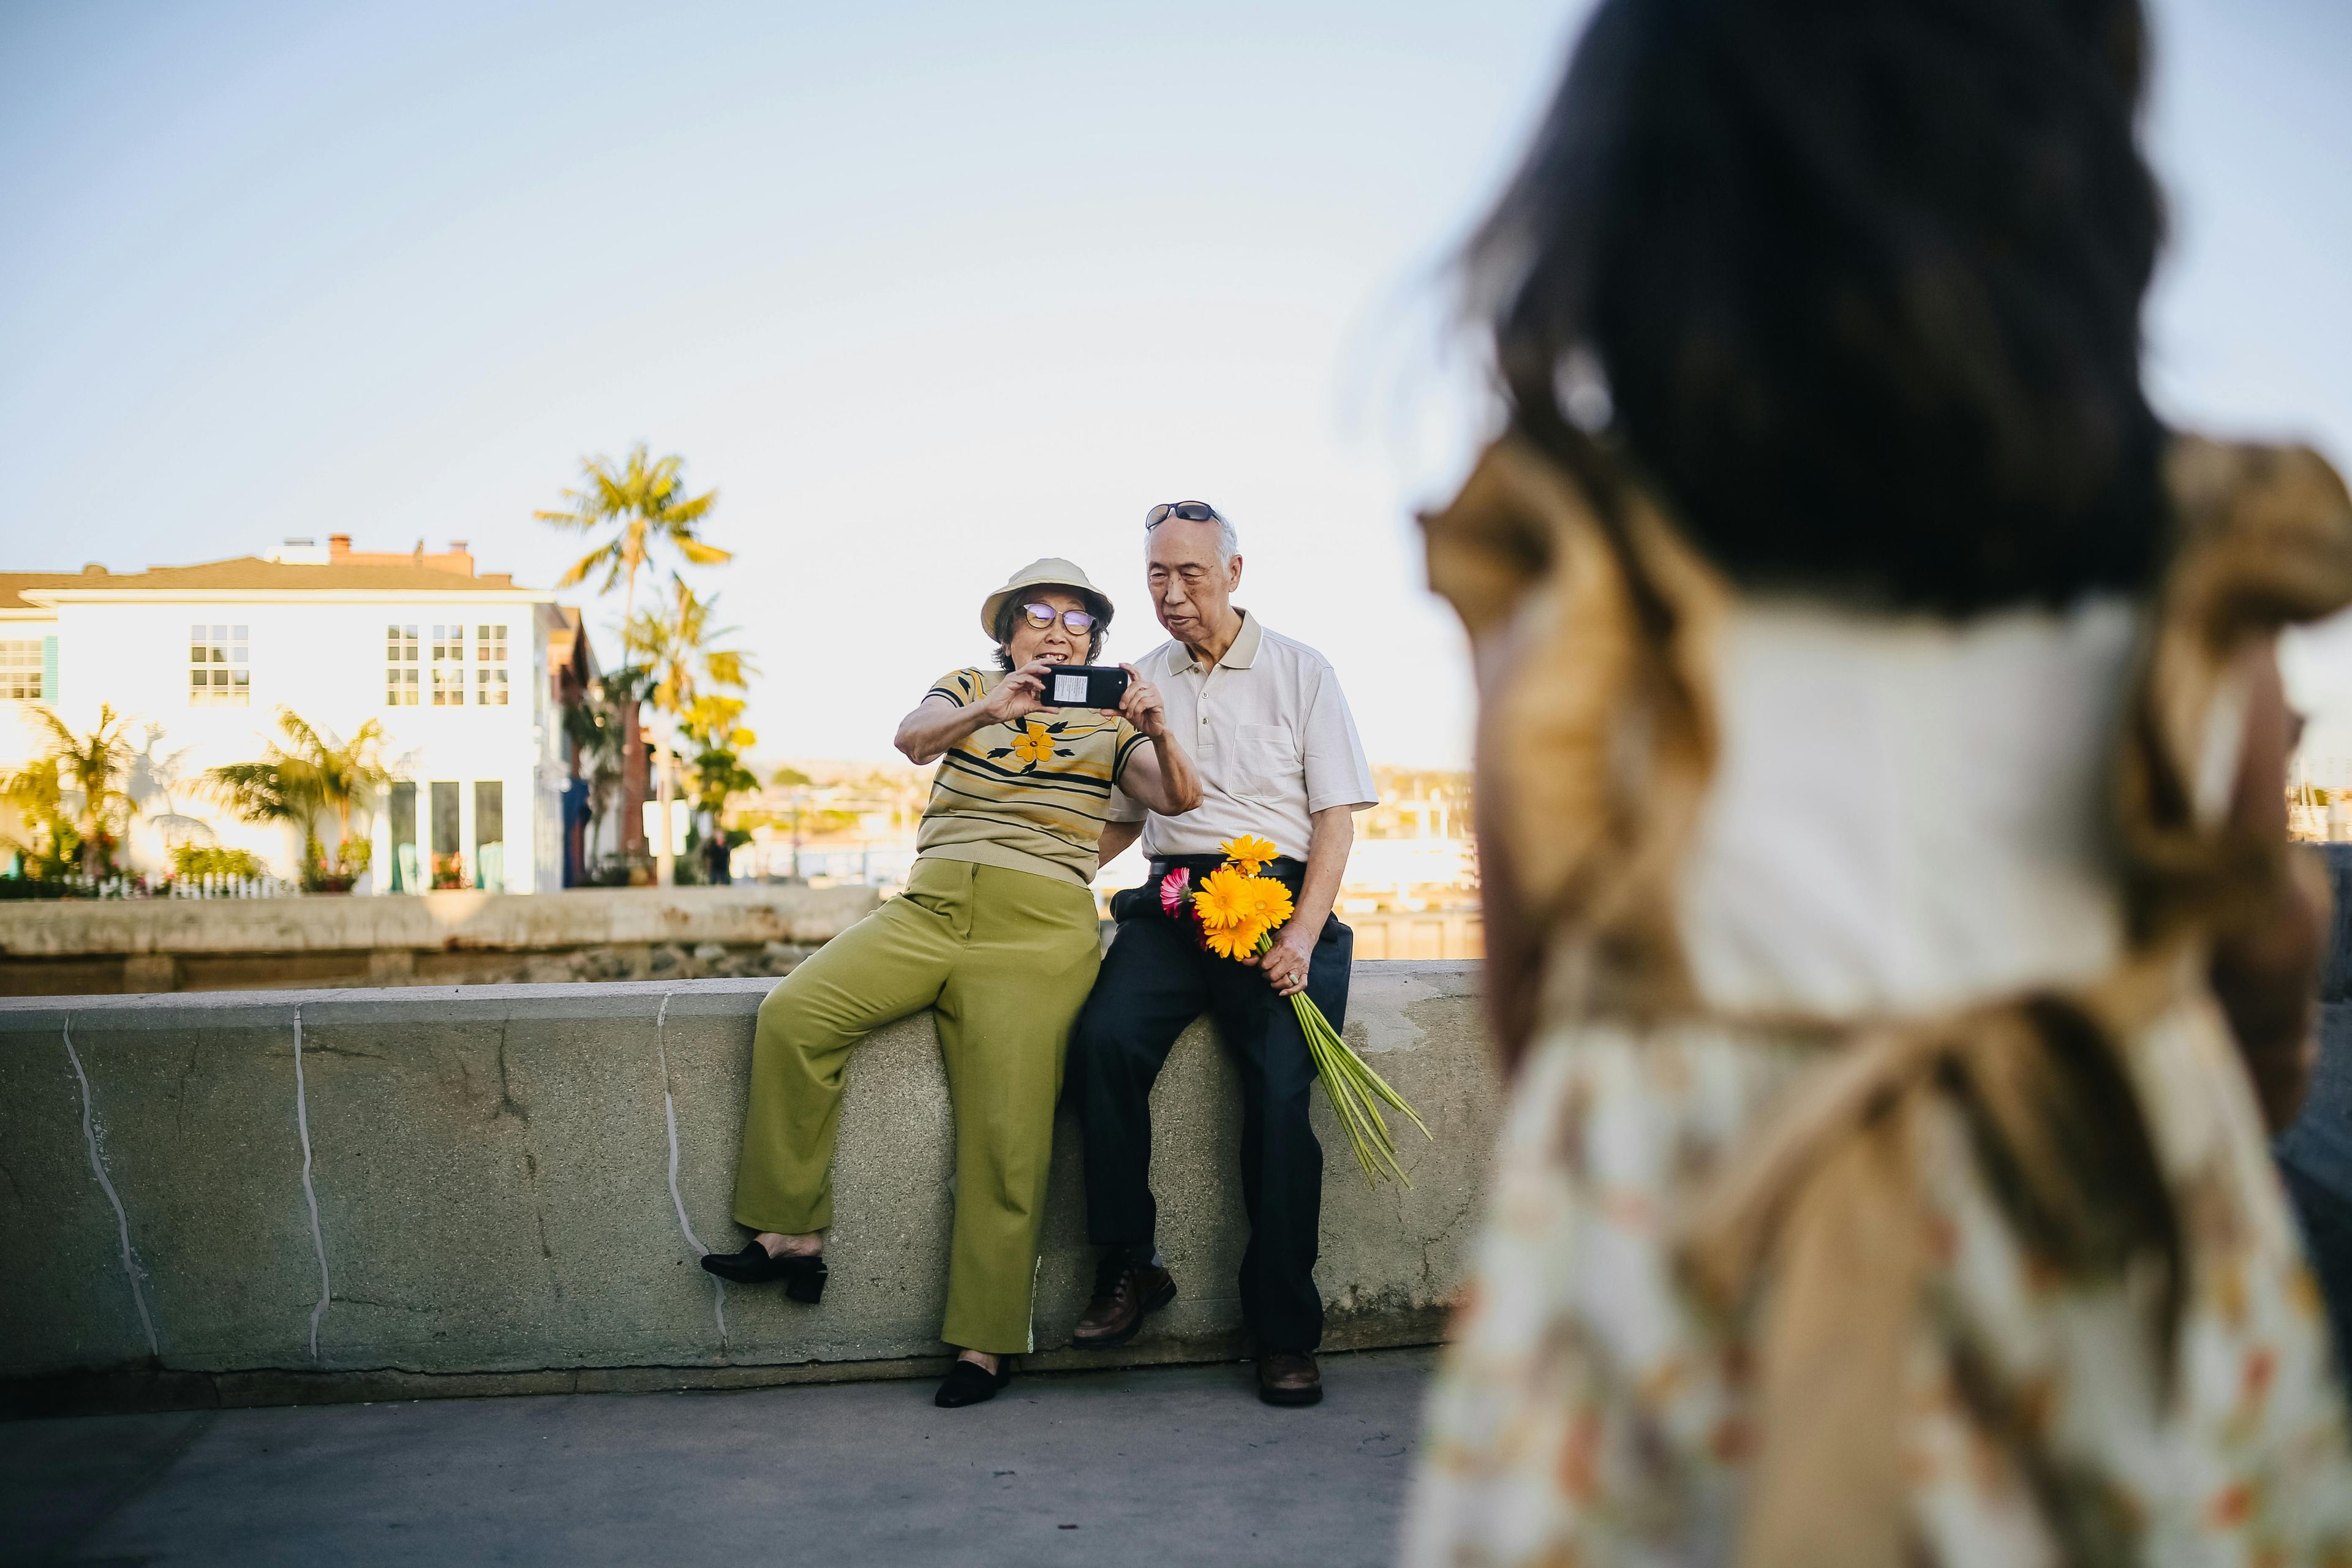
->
[992,718,1075,774]
[1012,722,1055,767]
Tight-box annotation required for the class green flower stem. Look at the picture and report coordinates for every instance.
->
[1250,927,1432,1188]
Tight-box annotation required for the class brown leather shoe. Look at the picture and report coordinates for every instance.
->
[1071,1259,1175,1349]
[1257,1352,1322,1406]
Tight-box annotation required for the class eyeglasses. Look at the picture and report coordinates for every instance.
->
[1022,603,1098,635]
[1145,500,1224,529]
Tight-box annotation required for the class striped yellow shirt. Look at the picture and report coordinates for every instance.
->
[916,668,1147,886]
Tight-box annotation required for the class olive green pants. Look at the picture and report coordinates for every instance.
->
[730,857,1102,1354]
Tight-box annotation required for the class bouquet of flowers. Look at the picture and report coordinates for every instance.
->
[1164,836,1432,1187]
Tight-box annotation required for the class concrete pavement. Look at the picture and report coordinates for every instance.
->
[4,1346,1436,1567]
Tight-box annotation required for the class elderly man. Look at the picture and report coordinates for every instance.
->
[1066,500,1377,1407]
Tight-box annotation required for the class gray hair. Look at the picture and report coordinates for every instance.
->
[1147,505,1240,562]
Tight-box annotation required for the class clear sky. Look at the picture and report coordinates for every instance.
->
[3,0,2347,769]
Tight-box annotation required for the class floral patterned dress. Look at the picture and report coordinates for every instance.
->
[1401,437,2352,1567]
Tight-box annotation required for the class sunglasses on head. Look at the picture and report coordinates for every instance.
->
[1145,500,1224,529]
[1022,602,1098,635]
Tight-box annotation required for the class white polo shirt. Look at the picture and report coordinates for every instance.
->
[1108,610,1378,861]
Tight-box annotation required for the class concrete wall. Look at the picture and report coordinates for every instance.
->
[0,883,881,995]
[0,960,1496,1412]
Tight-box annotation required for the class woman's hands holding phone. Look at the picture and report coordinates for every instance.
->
[979,661,1054,726]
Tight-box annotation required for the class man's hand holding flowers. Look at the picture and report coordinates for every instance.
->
[1255,921,1316,998]
[1186,837,1430,1186]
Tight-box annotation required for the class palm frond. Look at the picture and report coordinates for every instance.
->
[274,707,327,757]
[202,761,312,824]
[555,540,619,588]
[28,706,78,755]
[534,447,724,595]
[1,759,62,815]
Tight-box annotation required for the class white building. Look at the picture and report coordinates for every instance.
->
[0,536,583,892]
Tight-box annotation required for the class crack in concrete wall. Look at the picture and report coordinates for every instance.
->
[63,1015,159,1357]
[292,1006,333,1361]
[655,992,727,1352]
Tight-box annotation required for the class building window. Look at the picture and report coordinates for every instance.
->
[475,623,509,706]
[189,624,250,707]
[475,778,505,890]
[431,623,466,706]
[0,640,42,702]
[431,779,463,886]
[386,624,420,706]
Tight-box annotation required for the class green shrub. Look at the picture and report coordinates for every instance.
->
[172,843,265,880]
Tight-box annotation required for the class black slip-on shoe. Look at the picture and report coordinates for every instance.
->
[699,1243,827,1302]
[935,1357,1014,1408]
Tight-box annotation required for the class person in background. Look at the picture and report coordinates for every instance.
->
[702,558,1200,1409]
[1064,501,1377,1408]
[1403,0,2352,1562]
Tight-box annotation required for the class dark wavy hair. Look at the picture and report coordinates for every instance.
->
[1469,0,2168,613]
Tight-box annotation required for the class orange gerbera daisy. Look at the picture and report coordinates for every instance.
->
[1193,866,1294,959]
[1219,835,1279,876]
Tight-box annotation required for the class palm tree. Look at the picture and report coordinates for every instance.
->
[561,669,662,879]
[126,723,212,851]
[561,686,620,873]
[600,661,657,870]
[537,444,730,633]
[204,709,394,886]
[0,753,66,876]
[680,692,760,882]
[6,706,137,880]
[625,575,755,885]
[692,746,761,818]
[682,692,754,754]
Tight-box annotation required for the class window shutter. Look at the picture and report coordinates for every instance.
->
[41,635,57,703]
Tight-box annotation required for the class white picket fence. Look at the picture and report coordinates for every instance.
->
[4,873,304,900]
[165,873,303,899]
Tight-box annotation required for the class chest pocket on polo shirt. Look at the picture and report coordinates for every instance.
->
[1235,723,1297,798]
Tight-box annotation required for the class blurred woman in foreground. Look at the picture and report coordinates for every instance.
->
[1405,0,2352,1561]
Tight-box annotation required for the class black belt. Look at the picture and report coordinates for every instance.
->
[1121,853,1342,937]
[1150,854,1305,883]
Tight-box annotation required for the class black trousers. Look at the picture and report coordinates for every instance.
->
[1066,880,1352,1354]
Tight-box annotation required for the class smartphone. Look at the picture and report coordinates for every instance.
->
[1035,664,1130,709]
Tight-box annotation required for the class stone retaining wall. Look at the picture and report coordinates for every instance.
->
[0,884,881,996]
[0,961,1497,1412]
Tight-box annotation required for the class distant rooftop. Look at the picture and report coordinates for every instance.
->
[1,536,521,611]
[265,533,480,575]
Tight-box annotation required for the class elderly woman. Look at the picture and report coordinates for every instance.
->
[703,557,1200,1408]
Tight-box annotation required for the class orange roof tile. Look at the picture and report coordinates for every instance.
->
[0,556,526,609]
